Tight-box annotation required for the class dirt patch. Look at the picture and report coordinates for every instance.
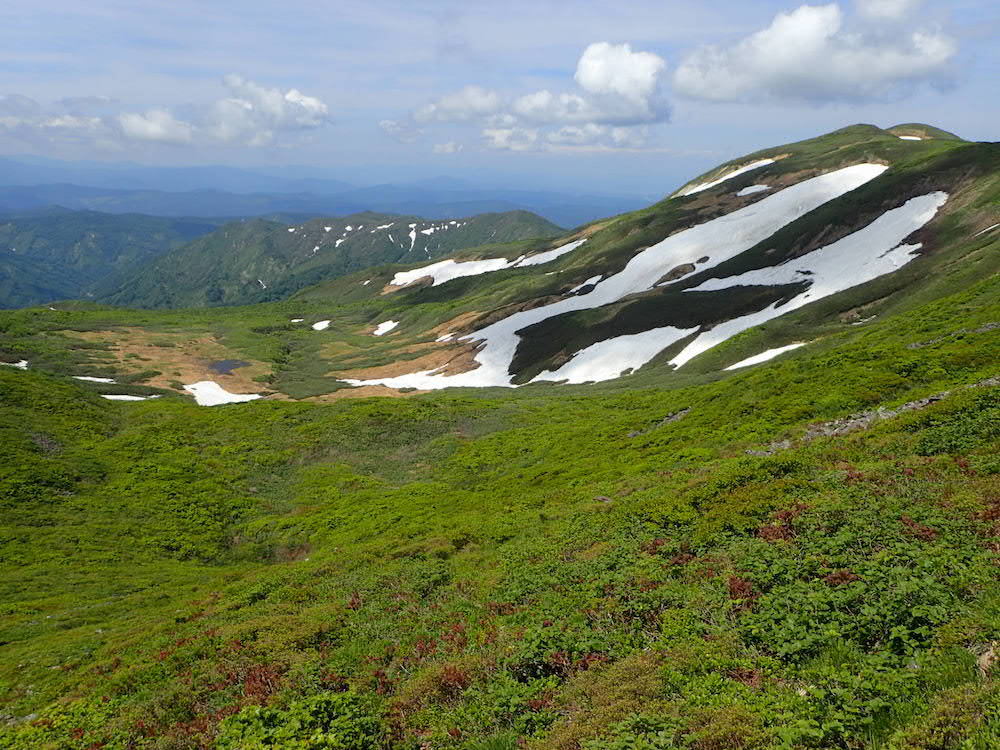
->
[431,311,484,337]
[68,328,271,395]
[332,342,481,380]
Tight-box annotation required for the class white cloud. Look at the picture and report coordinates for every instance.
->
[204,74,329,145]
[0,76,330,150]
[118,108,195,144]
[432,141,463,154]
[673,3,956,102]
[402,42,669,153]
[415,85,503,123]
[855,0,922,20]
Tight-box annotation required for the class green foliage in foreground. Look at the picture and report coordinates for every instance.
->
[0,276,998,750]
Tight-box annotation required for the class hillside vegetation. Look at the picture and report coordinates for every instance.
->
[101,210,561,310]
[0,123,998,749]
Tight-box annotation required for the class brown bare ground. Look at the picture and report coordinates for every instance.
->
[68,328,271,395]
[302,385,429,401]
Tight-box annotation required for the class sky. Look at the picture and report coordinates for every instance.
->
[1,0,997,195]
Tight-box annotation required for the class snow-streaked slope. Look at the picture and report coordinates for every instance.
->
[389,239,587,288]
[183,381,262,406]
[533,326,698,384]
[725,343,807,370]
[346,164,887,391]
[670,191,949,368]
[680,159,775,196]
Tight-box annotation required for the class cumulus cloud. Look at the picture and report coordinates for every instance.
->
[203,74,329,145]
[673,3,956,102]
[400,42,669,152]
[0,76,330,150]
[380,119,423,143]
[118,109,195,144]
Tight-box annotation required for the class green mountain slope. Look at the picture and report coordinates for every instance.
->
[0,209,218,308]
[100,210,562,309]
[0,123,998,749]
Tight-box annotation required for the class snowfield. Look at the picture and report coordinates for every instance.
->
[669,191,949,368]
[346,164,888,391]
[183,381,262,406]
[533,326,699,384]
[725,343,808,370]
[389,239,587,288]
[680,159,775,196]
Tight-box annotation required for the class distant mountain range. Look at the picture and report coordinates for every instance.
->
[0,156,649,228]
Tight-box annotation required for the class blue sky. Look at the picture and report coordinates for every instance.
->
[1,0,997,194]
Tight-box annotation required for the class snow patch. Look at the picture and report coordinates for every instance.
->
[312,320,331,331]
[1,360,29,370]
[373,320,399,336]
[898,136,923,141]
[737,184,771,197]
[257,279,267,289]
[680,159,775,196]
[435,333,455,342]
[184,381,262,406]
[974,223,999,237]
[102,394,157,401]
[533,326,698,384]
[362,279,372,286]
[287,227,296,233]
[74,376,116,383]
[725,343,808,370]
[335,239,345,248]
[290,318,304,323]
[324,226,332,232]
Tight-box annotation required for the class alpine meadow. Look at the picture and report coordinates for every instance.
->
[1,2,1000,749]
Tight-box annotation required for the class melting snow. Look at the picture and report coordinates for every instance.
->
[570,275,603,293]
[390,239,587,288]
[74,376,116,383]
[101,394,157,401]
[312,320,331,331]
[1,360,29,369]
[373,320,399,336]
[737,185,771,197]
[436,333,455,342]
[324,226,332,232]
[291,318,304,323]
[680,159,775,196]
[421,227,436,235]
[898,136,923,141]
[725,343,807,370]
[408,228,417,250]
[362,279,372,286]
[345,225,353,231]
[184,381,262,406]
[670,191,949,368]
[347,164,887,390]
[974,223,999,237]
[335,239,345,248]
[288,227,296,233]
[533,326,699,384]
[257,279,267,289]
[376,223,394,230]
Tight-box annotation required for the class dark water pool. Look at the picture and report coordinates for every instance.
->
[208,359,250,375]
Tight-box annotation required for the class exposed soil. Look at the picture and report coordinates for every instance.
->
[68,328,271,395]
[332,342,481,380]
